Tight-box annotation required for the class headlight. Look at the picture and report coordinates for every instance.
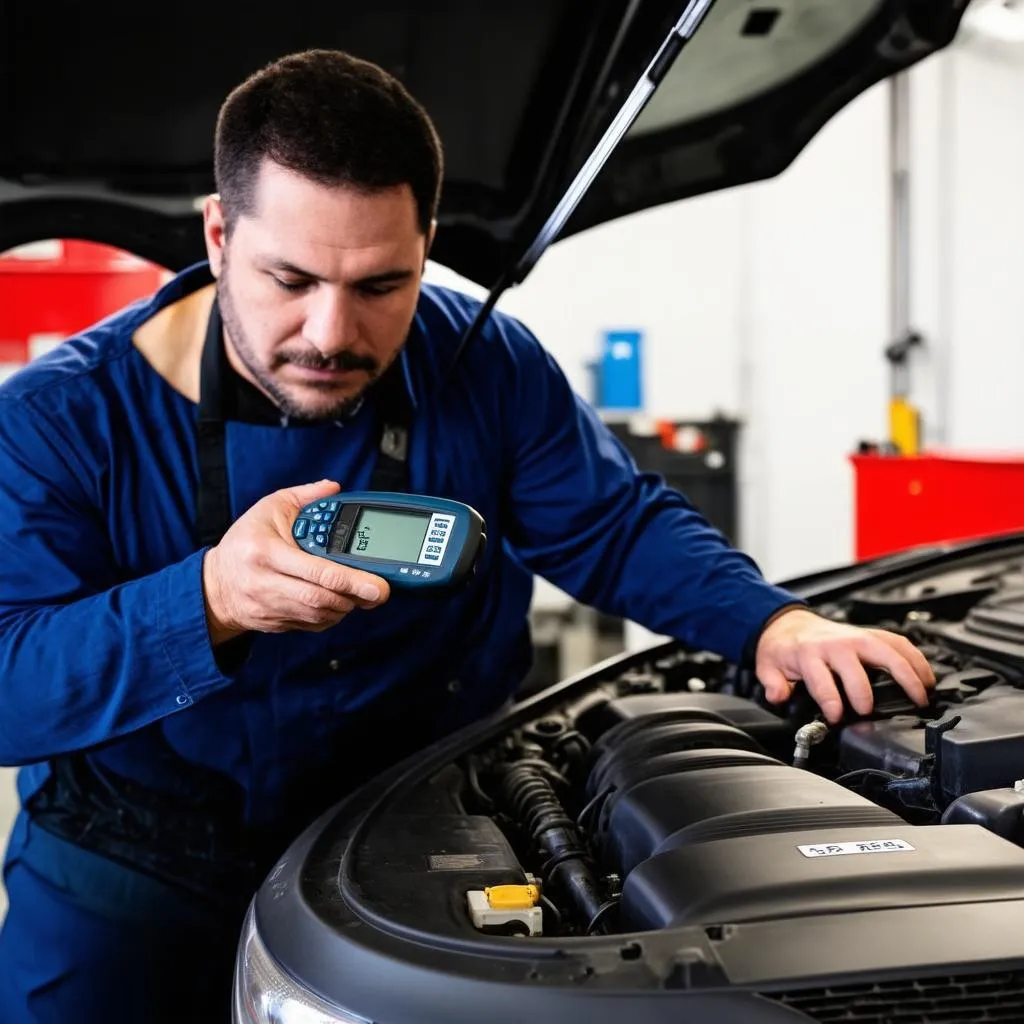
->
[233,902,371,1024]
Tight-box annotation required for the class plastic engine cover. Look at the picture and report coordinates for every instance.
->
[838,683,1024,801]
[927,685,1024,799]
[602,761,900,875]
[580,692,795,762]
[622,822,1024,930]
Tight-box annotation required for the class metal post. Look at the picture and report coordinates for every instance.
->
[886,71,921,454]
[890,70,911,398]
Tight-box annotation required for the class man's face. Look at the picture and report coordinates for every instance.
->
[203,160,432,421]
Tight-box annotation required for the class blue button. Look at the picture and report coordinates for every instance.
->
[328,500,340,511]
[320,509,335,522]
[293,518,309,539]
[318,501,330,510]
[315,533,327,546]
[313,512,324,522]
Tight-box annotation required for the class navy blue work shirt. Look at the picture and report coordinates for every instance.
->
[0,262,797,833]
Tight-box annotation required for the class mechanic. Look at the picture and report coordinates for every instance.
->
[0,49,934,1022]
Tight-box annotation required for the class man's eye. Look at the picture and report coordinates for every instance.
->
[272,277,309,293]
[359,284,399,298]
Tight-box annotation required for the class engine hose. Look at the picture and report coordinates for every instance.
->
[499,762,606,929]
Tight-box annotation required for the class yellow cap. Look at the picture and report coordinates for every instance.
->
[485,884,540,910]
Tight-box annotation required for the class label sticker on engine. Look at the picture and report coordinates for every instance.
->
[797,839,915,858]
[426,850,522,872]
[428,854,484,871]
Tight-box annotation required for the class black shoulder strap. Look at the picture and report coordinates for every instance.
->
[196,299,232,548]
[196,297,413,547]
[367,362,413,493]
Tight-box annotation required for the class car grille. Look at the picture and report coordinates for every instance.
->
[765,969,1024,1022]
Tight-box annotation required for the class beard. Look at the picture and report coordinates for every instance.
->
[216,262,395,423]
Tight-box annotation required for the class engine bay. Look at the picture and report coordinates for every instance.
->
[347,544,1024,949]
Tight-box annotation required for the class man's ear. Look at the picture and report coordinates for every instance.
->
[203,194,227,278]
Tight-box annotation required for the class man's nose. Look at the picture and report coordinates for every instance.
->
[303,288,357,356]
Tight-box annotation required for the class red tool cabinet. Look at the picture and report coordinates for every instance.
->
[851,451,1024,560]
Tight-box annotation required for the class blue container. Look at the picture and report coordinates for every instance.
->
[596,329,643,411]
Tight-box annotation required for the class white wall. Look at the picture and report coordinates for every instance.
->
[429,41,1024,585]
[943,47,1024,452]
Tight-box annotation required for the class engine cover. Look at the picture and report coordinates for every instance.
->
[589,690,1024,937]
[622,822,1024,930]
[839,681,1024,801]
[600,761,899,875]
[921,587,1024,675]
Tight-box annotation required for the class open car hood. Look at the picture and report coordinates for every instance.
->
[0,0,967,285]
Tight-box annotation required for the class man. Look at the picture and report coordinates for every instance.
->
[0,49,933,1021]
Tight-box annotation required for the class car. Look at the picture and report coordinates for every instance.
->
[5,3,1002,1023]
[232,527,1024,1024]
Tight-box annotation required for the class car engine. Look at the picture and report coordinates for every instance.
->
[250,541,1024,1024]
[348,545,1024,950]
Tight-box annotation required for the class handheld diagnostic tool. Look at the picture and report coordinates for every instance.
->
[292,492,485,590]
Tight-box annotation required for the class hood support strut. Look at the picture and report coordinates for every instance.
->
[444,0,716,381]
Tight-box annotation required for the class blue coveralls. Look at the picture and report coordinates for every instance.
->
[0,263,797,1021]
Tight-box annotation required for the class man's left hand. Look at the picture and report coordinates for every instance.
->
[755,608,936,724]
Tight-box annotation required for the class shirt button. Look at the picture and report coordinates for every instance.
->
[328,659,341,672]
[447,679,461,694]
[175,694,190,706]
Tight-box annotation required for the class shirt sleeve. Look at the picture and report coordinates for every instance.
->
[497,319,804,664]
[0,394,237,767]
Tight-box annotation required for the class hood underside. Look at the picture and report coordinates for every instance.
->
[0,0,968,284]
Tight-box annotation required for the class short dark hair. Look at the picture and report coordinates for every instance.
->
[214,49,443,235]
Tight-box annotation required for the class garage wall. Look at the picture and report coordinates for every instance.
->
[941,45,1024,453]
[428,80,891,583]
[428,42,1024,585]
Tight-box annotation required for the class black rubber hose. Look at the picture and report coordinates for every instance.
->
[499,762,605,929]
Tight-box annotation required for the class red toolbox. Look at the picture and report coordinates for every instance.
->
[851,451,1024,561]
[0,240,165,366]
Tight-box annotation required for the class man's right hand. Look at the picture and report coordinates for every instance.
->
[202,479,390,646]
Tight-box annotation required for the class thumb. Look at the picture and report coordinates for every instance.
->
[284,479,342,507]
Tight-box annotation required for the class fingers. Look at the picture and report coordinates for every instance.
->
[245,575,358,632]
[756,614,935,724]
[758,664,795,705]
[828,648,874,717]
[262,484,391,606]
[872,630,937,688]
[282,479,342,508]
[208,479,393,640]
[278,577,357,624]
[857,632,930,707]
[261,536,390,606]
[799,653,845,724]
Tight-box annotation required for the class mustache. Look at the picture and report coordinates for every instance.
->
[276,350,379,374]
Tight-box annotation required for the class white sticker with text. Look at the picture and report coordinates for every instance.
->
[797,839,915,858]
